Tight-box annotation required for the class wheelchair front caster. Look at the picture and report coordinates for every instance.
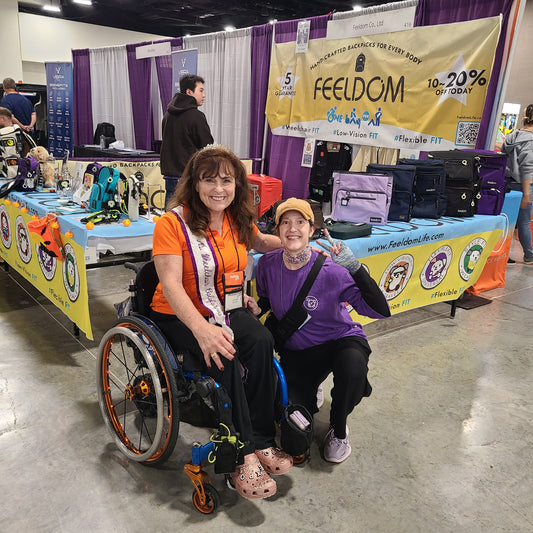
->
[185,462,220,514]
[292,451,310,465]
[192,483,220,514]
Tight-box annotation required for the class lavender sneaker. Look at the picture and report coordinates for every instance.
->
[323,426,351,463]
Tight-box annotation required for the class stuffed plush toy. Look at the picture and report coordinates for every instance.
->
[28,146,55,188]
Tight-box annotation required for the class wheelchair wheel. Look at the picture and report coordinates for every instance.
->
[97,315,179,464]
[192,484,220,514]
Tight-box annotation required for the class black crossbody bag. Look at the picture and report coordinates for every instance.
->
[264,254,326,350]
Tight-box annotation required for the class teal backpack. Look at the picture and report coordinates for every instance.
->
[89,166,120,211]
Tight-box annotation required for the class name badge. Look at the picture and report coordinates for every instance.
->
[222,271,244,312]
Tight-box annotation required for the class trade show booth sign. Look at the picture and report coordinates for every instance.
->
[266,16,501,150]
[171,49,198,96]
[46,62,74,157]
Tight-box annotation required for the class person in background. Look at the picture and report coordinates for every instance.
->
[0,106,34,172]
[149,145,292,500]
[1,78,36,133]
[502,104,533,263]
[0,106,14,128]
[255,198,390,463]
[160,74,213,208]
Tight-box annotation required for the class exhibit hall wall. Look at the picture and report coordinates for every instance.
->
[3,11,167,85]
[0,0,23,81]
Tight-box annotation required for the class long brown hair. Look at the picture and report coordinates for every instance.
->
[167,145,256,249]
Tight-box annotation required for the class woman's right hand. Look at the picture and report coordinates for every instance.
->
[154,254,236,372]
[192,321,236,371]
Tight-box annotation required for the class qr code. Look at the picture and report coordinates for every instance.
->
[455,121,480,147]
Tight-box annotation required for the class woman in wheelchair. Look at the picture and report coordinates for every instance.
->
[149,145,292,500]
[255,199,390,464]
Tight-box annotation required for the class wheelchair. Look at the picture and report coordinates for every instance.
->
[96,260,293,514]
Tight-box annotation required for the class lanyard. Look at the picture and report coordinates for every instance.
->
[208,213,241,273]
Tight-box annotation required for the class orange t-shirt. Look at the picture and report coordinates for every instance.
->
[151,208,258,316]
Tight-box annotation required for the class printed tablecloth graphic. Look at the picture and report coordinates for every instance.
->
[0,191,159,340]
[0,198,92,339]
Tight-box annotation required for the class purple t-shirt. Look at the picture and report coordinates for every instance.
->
[256,249,386,351]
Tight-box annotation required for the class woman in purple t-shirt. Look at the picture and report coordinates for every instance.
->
[255,198,390,464]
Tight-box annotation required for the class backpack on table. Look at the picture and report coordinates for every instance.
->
[461,149,508,215]
[308,141,352,203]
[366,163,416,222]
[398,158,447,219]
[89,166,120,211]
[331,171,393,226]
[427,150,482,217]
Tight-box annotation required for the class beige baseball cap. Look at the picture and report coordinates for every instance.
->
[274,197,314,225]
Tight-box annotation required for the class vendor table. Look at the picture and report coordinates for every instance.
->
[0,188,521,340]
[252,191,521,323]
[327,191,520,322]
[0,189,156,340]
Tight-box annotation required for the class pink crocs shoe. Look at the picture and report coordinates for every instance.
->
[255,446,293,475]
[229,453,277,500]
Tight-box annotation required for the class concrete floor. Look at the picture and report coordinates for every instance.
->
[1,241,532,533]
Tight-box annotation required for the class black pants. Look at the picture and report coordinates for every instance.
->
[279,336,372,440]
[149,307,277,454]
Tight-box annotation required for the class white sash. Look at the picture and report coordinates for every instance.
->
[172,207,234,338]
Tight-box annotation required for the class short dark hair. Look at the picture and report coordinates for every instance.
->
[2,78,16,90]
[0,107,13,120]
[179,74,205,94]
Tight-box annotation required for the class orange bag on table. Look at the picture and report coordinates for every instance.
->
[27,213,65,261]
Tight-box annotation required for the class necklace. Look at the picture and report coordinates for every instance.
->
[283,246,312,265]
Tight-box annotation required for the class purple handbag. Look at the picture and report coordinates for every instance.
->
[462,149,507,215]
[331,171,393,225]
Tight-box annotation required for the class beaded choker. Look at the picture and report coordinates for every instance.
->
[283,246,312,265]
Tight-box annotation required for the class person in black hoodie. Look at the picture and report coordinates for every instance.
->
[160,74,214,207]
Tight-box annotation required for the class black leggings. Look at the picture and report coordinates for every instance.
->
[279,336,372,440]
[149,307,277,454]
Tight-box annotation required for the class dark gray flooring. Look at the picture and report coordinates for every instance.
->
[1,241,532,532]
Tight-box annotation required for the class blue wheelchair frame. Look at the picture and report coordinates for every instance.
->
[96,261,290,514]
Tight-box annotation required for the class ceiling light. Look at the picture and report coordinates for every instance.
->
[353,5,363,11]
[73,0,93,5]
[224,25,235,32]
[269,19,277,24]
[43,2,61,13]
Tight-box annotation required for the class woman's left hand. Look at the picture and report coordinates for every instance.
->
[316,229,361,274]
[244,294,261,316]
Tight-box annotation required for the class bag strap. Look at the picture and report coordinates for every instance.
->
[282,253,326,320]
